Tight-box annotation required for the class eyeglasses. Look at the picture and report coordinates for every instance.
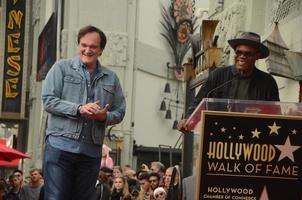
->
[155,192,164,198]
[235,50,258,57]
[149,179,158,183]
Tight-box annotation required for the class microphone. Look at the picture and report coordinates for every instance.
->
[206,76,238,99]
[205,75,238,110]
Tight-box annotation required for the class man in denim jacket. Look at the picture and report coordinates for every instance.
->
[42,25,125,200]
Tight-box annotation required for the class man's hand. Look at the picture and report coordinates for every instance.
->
[140,163,149,172]
[177,119,188,132]
[177,118,196,132]
[79,100,101,115]
[79,101,109,121]
[89,104,110,121]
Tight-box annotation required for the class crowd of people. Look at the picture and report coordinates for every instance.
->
[0,168,44,200]
[93,161,182,200]
[0,160,182,200]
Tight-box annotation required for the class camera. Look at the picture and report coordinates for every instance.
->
[128,178,141,197]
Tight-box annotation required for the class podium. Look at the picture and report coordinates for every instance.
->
[187,98,302,200]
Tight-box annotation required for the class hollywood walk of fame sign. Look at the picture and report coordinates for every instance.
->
[196,111,302,200]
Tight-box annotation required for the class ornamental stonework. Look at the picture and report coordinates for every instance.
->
[101,32,128,67]
[32,0,41,26]
[213,1,246,65]
[270,0,300,24]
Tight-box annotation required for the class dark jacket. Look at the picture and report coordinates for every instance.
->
[187,65,280,116]
[3,191,20,200]
[92,183,111,200]
[110,191,131,200]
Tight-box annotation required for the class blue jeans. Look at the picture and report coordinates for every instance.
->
[43,142,101,200]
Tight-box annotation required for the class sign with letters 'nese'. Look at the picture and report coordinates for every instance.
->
[1,0,26,117]
[196,111,302,200]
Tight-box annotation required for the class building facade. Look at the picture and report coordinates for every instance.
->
[1,0,204,174]
[1,0,301,177]
[207,0,302,102]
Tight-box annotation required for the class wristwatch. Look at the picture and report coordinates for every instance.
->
[77,105,82,115]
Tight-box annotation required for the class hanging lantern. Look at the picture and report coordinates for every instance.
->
[160,100,166,111]
[165,109,172,119]
[164,82,171,93]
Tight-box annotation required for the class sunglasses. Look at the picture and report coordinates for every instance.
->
[155,192,164,198]
[235,50,258,57]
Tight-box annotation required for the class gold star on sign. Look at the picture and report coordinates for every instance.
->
[239,134,244,140]
[221,127,226,133]
[275,136,300,162]
[251,128,261,138]
[268,122,281,135]
[292,129,297,134]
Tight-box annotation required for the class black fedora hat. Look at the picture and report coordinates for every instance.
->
[228,32,269,59]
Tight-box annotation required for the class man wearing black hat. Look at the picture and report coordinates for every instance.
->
[178,31,279,131]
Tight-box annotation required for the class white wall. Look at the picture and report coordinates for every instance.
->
[137,0,165,50]
[133,71,182,147]
[77,1,127,32]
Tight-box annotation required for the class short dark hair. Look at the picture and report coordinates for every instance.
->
[13,169,23,175]
[138,172,150,181]
[100,166,113,173]
[77,25,107,49]
[149,172,160,180]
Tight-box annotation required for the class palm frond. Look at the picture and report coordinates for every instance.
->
[160,1,197,68]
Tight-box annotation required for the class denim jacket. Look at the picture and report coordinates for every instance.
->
[42,56,126,145]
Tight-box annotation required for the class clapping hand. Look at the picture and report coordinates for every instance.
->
[79,100,110,121]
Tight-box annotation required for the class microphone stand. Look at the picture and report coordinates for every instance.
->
[205,76,238,111]
[227,98,232,112]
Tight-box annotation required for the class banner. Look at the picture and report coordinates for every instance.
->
[36,12,57,81]
[1,0,26,115]
[197,111,302,200]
